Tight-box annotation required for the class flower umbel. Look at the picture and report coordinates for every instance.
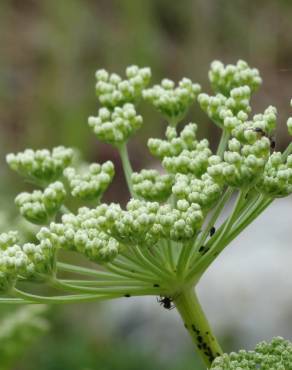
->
[2,60,292,369]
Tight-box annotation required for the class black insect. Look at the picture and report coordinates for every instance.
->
[248,127,276,152]
[157,296,175,310]
[199,246,210,255]
[253,127,266,135]
[209,226,216,237]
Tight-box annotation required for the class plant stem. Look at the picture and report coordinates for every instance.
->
[174,288,222,368]
[57,262,123,280]
[60,279,151,287]
[12,288,115,304]
[216,129,230,158]
[193,187,234,255]
[50,278,161,296]
[0,297,33,304]
[118,143,135,197]
[282,141,292,160]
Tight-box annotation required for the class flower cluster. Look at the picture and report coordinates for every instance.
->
[37,209,121,264]
[172,173,222,210]
[0,231,55,292]
[2,59,292,369]
[95,65,151,108]
[148,123,202,159]
[0,231,18,250]
[88,103,143,146]
[143,78,201,124]
[209,59,262,96]
[132,169,173,202]
[198,86,251,129]
[64,161,114,201]
[6,147,74,185]
[257,152,292,197]
[207,137,270,188]
[95,199,203,246]
[15,182,66,225]
[231,106,277,140]
[211,337,292,369]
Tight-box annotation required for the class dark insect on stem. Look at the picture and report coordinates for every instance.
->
[209,226,216,237]
[157,296,175,310]
[199,246,210,255]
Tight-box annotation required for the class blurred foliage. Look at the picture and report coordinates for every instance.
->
[17,303,204,370]
[1,0,292,369]
[0,305,49,370]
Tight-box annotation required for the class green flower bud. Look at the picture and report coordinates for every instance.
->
[64,161,114,201]
[211,337,292,369]
[88,103,143,146]
[6,147,74,185]
[148,123,199,159]
[163,146,212,176]
[95,65,151,108]
[0,231,19,250]
[15,182,66,225]
[172,174,223,209]
[132,169,173,202]
[198,86,251,130]
[143,78,201,124]
[209,59,262,96]
[37,207,121,264]
[96,199,203,245]
[256,153,292,197]
[207,137,270,188]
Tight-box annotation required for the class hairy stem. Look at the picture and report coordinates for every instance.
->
[174,288,222,368]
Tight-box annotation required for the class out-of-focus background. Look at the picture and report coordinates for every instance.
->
[0,1,292,369]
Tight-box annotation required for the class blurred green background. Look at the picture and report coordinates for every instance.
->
[1,1,292,369]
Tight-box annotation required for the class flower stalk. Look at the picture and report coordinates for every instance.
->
[174,288,223,368]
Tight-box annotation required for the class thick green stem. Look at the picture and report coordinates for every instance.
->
[174,288,222,368]
[118,143,135,197]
